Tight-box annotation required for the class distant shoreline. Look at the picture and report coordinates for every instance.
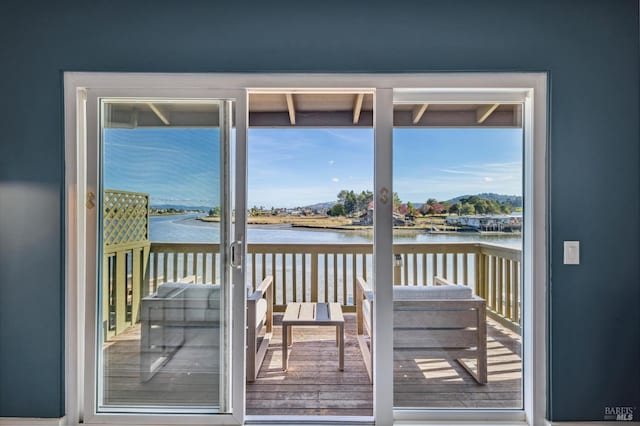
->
[150,212,190,217]
[194,215,520,235]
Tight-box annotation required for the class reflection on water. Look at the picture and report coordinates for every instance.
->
[150,214,521,248]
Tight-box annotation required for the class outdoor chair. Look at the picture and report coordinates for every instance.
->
[355,276,487,384]
[139,276,273,382]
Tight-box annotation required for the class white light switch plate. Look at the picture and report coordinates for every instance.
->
[563,241,580,265]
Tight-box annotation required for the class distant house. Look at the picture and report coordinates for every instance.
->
[252,209,272,216]
[353,201,411,226]
[445,215,522,232]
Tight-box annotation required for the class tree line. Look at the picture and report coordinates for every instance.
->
[419,196,515,216]
[328,190,516,217]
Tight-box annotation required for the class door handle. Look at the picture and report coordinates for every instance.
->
[230,240,243,269]
[86,191,96,210]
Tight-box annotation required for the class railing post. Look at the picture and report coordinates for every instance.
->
[115,250,127,335]
[311,252,318,302]
[474,251,482,298]
[302,253,307,302]
[281,253,287,304]
[324,253,329,302]
[144,247,152,296]
[443,253,448,280]
[513,261,520,323]
[505,259,512,319]
[393,260,401,286]
[342,254,347,304]
[172,251,178,282]
[333,253,338,303]
[490,256,497,311]
[103,254,111,340]
[497,257,504,316]
[271,253,276,301]
[292,254,297,302]
[352,253,357,304]
[484,254,490,305]
[132,247,142,324]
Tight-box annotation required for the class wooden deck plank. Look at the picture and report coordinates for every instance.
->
[102,313,521,414]
[248,313,520,414]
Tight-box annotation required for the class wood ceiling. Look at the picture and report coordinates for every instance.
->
[104,93,522,128]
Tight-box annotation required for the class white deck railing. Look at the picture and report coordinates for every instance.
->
[98,241,522,337]
[139,241,521,334]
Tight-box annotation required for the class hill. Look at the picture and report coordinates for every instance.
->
[303,201,337,210]
[445,193,523,207]
[150,203,210,212]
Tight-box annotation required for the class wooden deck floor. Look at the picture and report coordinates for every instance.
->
[103,325,221,408]
[246,313,521,415]
[102,313,521,414]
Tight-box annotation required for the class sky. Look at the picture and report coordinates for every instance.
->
[104,127,522,208]
[104,128,220,206]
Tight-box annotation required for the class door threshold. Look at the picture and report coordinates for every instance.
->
[244,415,374,425]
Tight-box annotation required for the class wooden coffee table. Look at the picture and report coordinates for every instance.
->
[282,302,344,371]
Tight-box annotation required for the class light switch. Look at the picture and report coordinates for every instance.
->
[563,241,580,265]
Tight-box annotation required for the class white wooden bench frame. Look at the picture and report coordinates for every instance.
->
[356,276,487,385]
[246,276,274,382]
[138,276,273,383]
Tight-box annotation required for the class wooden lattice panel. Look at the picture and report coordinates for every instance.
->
[104,190,149,247]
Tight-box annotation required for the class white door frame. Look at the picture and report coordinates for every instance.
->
[64,72,547,426]
[68,84,247,425]
[390,85,544,424]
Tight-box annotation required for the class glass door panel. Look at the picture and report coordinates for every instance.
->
[97,99,234,413]
[391,100,524,410]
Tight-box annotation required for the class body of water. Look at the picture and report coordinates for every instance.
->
[148,214,521,303]
[150,214,522,247]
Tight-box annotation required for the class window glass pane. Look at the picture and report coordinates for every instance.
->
[244,103,374,416]
[391,103,524,409]
[98,100,231,413]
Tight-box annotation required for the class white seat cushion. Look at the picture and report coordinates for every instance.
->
[393,284,472,300]
[184,284,217,310]
[156,281,191,298]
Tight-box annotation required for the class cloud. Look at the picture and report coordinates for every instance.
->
[328,160,335,166]
[483,177,494,182]
[331,177,340,182]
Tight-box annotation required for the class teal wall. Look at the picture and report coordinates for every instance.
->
[0,0,638,421]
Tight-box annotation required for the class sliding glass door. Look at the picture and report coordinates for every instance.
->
[70,73,544,425]
[84,91,245,423]
[391,91,525,412]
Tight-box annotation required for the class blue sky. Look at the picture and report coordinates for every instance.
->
[248,128,522,207]
[104,127,522,208]
[104,128,220,206]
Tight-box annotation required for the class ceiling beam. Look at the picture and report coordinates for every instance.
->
[353,93,365,124]
[476,103,500,124]
[412,103,429,124]
[285,93,296,125]
[147,103,170,125]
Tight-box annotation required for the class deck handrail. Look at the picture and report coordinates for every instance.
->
[138,241,521,334]
[103,240,521,338]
